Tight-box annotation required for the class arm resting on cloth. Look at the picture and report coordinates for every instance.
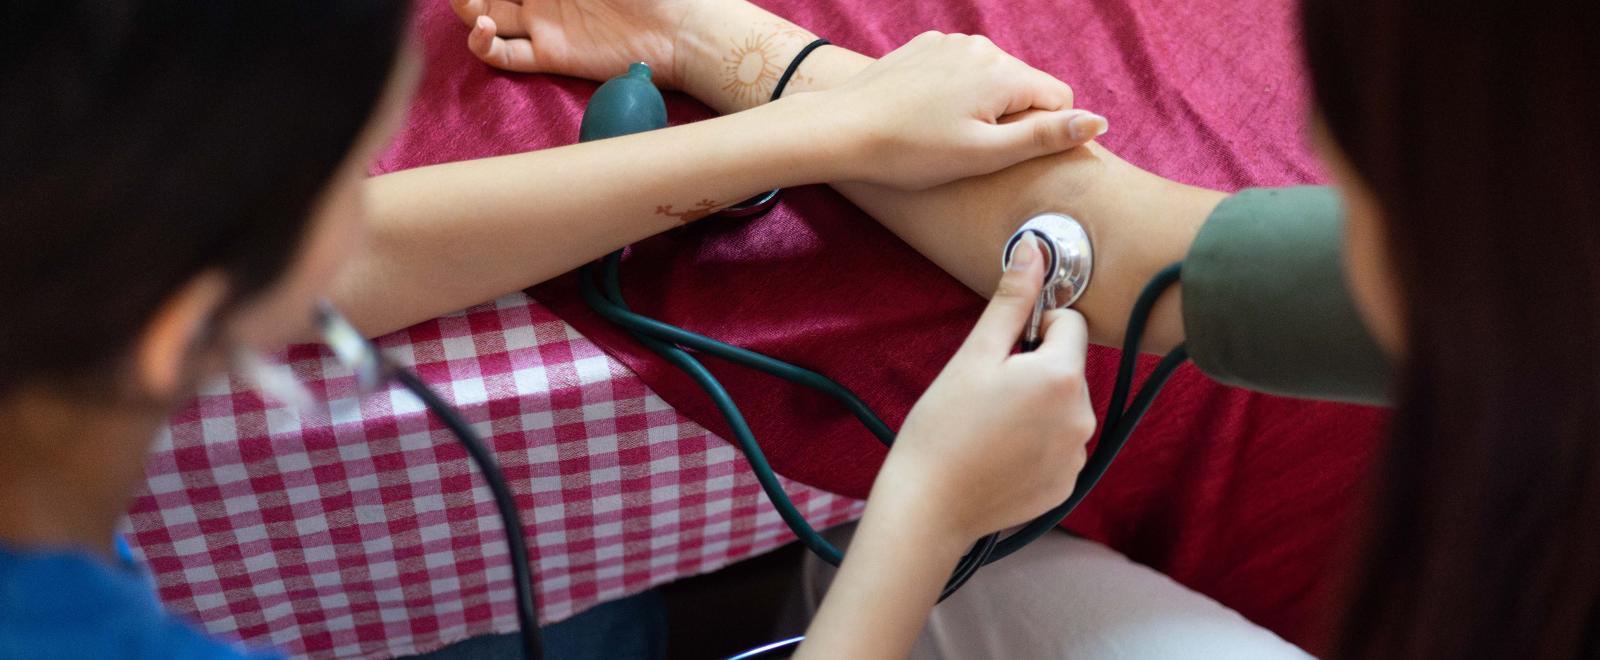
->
[431,0,1391,400]
[848,165,1392,403]
[336,28,1096,339]
[671,24,1220,354]
[698,37,1390,402]
[842,147,1392,403]
[337,98,843,338]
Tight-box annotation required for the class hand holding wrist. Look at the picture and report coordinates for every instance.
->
[792,32,1106,190]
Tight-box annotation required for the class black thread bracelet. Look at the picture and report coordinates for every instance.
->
[770,38,831,101]
[718,38,832,218]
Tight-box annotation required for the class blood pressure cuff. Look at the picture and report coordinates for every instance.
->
[1182,186,1391,405]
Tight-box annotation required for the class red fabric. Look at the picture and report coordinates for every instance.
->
[393,0,1388,649]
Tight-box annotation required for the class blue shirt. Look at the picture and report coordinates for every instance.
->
[0,544,280,659]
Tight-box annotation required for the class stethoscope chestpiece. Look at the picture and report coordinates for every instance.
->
[1002,212,1094,308]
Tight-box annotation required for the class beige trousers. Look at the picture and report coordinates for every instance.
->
[799,525,1312,659]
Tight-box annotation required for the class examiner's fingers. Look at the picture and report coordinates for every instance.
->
[451,0,528,37]
[468,16,541,72]
[990,108,1108,159]
[1028,308,1089,376]
[957,234,1047,361]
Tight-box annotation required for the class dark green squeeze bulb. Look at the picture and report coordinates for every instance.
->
[578,62,668,143]
[580,61,780,215]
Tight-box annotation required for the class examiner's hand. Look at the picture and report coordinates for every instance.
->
[813,31,1107,191]
[876,235,1096,542]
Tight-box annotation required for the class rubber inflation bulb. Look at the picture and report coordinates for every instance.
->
[578,62,669,142]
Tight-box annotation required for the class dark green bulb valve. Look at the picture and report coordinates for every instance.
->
[578,62,668,143]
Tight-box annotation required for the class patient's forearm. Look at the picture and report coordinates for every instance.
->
[341,98,840,337]
[675,14,1222,351]
[834,145,1223,353]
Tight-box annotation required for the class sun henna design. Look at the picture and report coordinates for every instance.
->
[721,32,784,106]
[656,199,721,223]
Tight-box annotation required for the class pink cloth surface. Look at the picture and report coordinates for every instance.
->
[390,0,1388,648]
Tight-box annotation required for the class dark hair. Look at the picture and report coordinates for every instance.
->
[0,0,409,395]
[1303,1,1600,656]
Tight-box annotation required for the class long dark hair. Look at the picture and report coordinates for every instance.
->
[0,0,408,396]
[1303,1,1600,656]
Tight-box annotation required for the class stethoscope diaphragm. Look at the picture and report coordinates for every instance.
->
[1002,212,1094,308]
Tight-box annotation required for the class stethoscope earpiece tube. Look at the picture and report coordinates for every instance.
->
[311,304,545,660]
[392,369,544,660]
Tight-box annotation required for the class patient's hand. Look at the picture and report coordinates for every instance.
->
[821,33,1101,190]
[454,0,829,112]
[456,2,1103,189]
[452,0,699,87]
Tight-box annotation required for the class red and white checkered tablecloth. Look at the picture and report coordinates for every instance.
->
[123,293,864,659]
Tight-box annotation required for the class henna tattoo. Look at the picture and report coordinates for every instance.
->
[721,33,784,106]
[720,23,816,107]
[656,198,721,223]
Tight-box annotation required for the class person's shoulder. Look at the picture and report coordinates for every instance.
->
[0,545,279,660]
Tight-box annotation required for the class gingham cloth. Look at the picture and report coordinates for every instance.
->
[124,293,864,659]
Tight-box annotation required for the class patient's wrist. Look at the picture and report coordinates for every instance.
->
[744,92,856,184]
[674,0,874,113]
[674,0,817,112]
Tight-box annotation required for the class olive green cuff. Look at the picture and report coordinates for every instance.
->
[1180,186,1391,405]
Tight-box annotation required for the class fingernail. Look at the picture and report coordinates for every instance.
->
[1068,112,1108,142]
[1009,233,1039,271]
